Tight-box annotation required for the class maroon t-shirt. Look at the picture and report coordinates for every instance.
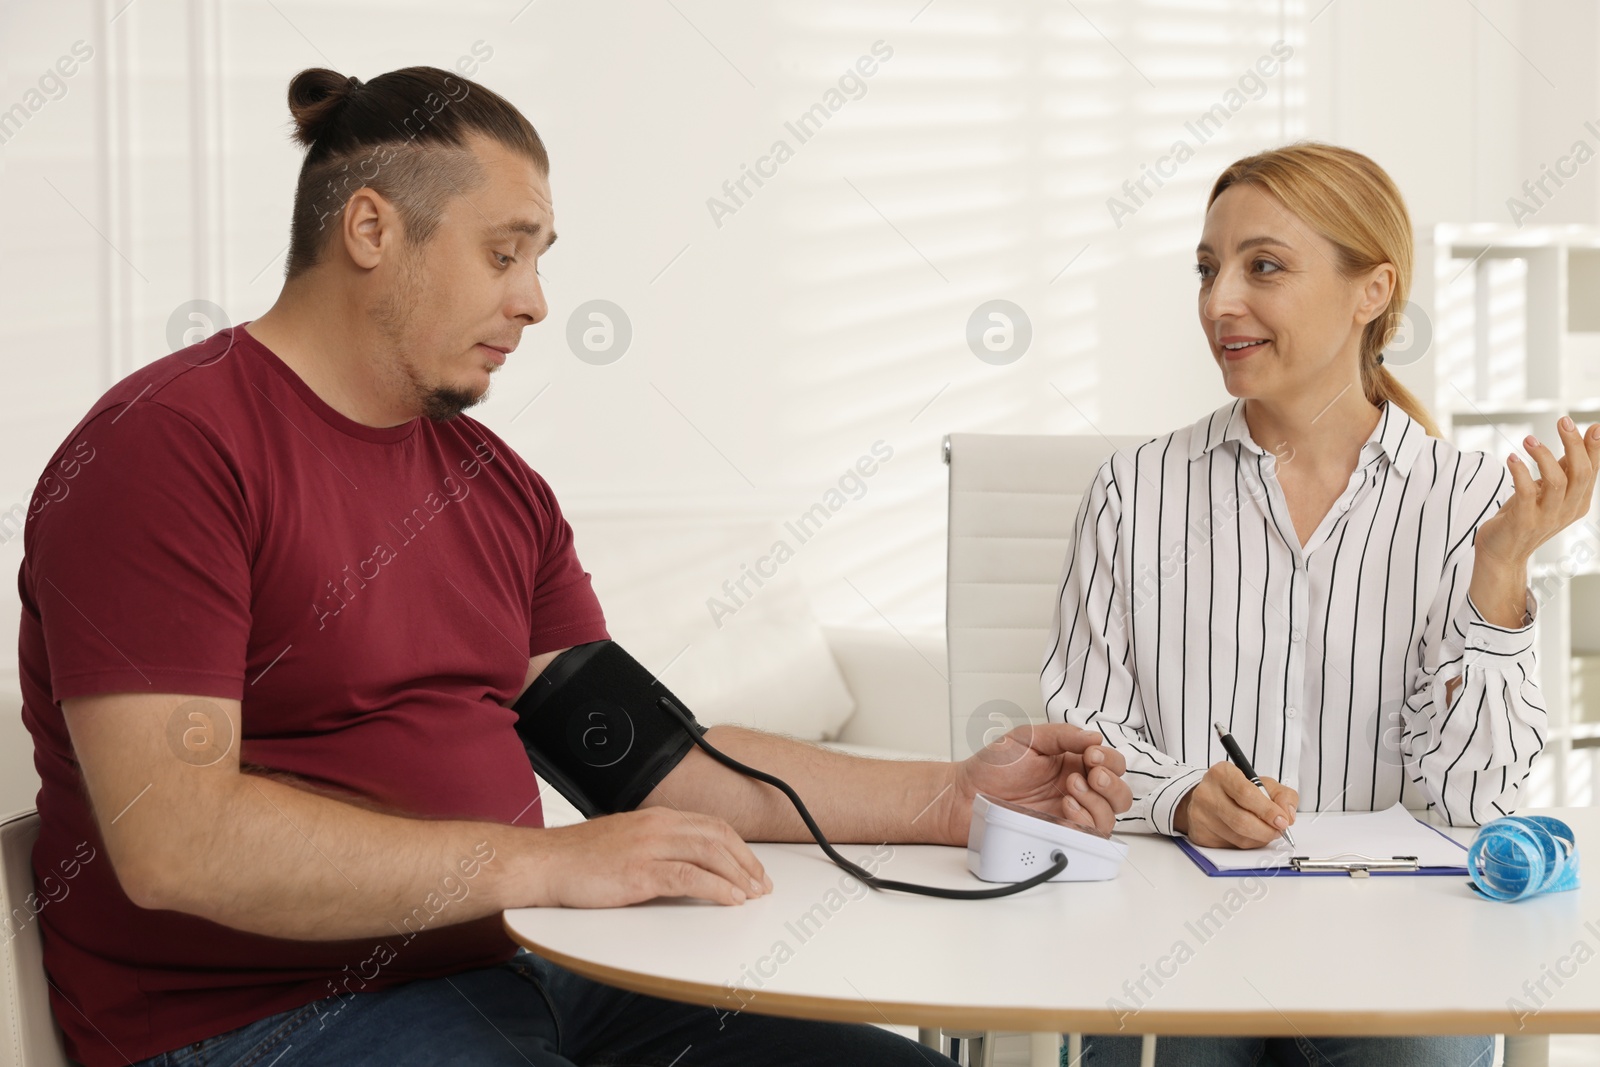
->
[17,324,609,1066]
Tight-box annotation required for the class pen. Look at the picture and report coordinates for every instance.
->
[1212,722,1296,847]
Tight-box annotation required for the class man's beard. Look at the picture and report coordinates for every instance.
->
[416,383,482,423]
[371,246,487,423]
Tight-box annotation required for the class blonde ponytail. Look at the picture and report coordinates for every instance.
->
[1364,353,1441,439]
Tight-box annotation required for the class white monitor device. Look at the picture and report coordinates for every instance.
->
[966,792,1130,883]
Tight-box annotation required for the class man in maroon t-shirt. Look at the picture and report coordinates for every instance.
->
[19,65,1131,1067]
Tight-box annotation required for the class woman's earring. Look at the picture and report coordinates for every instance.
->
[1376,353,1385,365]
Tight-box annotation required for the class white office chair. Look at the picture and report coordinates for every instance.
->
[942,431,1148,761]
[926,432,1147,1067]
[0,809,74,1067]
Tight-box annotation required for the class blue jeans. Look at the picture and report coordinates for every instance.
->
[1075,1034,1495,1066]
[126,947,957,1066]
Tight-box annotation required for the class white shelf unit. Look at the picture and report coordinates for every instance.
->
[1416,223,1600,807]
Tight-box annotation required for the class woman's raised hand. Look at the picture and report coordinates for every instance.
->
[1474,416,1600,569]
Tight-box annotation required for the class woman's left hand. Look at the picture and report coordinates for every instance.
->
[1473,416,1600,569]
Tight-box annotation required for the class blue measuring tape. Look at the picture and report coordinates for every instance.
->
[1467,815,1580,902]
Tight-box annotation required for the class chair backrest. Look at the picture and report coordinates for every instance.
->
[944,433,1148,761]
[0,809,72,1067]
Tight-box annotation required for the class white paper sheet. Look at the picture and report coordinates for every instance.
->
[1183,802,1470,871]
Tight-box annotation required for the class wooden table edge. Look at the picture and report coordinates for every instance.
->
[503,914,1596,1036]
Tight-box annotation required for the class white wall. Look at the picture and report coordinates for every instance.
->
[3,0,1597,813]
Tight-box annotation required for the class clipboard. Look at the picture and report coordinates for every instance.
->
[1173,803,1471,878]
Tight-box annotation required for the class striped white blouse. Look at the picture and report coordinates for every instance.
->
[1041,397,1545,835]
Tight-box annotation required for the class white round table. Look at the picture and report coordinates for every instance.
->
[504,808,1595,1059]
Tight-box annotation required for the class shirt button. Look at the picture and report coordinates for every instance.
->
[1291,629,1303,642]
[1286,707,1298,719]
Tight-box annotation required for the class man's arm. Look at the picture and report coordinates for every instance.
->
[67,649,577,941]
[641,713,1132,847]
[639,725,959,845]
[67,647,774,933]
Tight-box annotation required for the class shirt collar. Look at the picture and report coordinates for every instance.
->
[1187,397,1424,479]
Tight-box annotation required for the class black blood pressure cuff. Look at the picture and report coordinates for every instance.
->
[511,640,708,819]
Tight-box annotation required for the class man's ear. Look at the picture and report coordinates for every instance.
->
[340,187,398,270]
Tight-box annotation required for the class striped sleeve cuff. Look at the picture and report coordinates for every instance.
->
[1462,586,1537,659]
[1148,765,1209,837]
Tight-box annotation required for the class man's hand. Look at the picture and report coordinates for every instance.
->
[1173,762,1297,849]
[529,806,772,908]
[941,722,1132,844]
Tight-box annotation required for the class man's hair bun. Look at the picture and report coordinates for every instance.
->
[286,67,360,147]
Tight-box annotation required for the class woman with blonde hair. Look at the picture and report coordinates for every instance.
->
[1044,141,1600,1064]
